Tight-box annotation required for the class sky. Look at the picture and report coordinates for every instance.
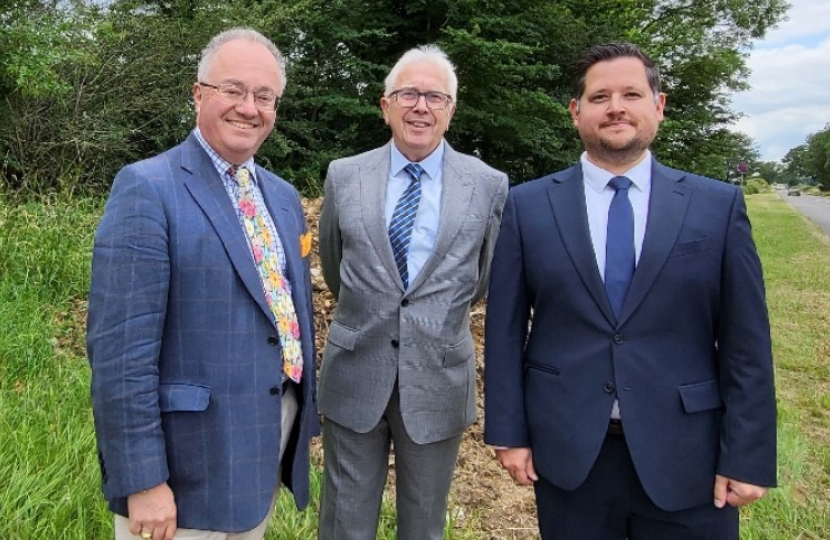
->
[729,0,830,163]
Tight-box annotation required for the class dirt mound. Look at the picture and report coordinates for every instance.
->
[304,197,537,539]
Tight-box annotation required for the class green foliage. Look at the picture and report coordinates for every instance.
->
[5,195,830,537]
[743,177,769,195]
[0,193,479,537]
[0,0,789,195]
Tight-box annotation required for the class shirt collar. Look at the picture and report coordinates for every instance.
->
[580,150,652,193]
[390,140,445,181]
[193,127,257,184]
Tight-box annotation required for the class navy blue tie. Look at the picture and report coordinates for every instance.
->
[605,176,635,320]
[389,163,424,289]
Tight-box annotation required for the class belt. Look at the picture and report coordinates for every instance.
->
[607,419,624,437]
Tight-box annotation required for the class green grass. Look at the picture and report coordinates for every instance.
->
[1,192,829,538]
[0,195,475,539]
[739,193,830,539]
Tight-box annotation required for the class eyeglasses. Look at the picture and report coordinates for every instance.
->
[388,89,452,110]
[198,82,281,111]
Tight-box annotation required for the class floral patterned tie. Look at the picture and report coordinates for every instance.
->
[233,166,302,382]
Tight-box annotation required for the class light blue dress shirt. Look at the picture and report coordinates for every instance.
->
[385,142,444,288]
[581,150,653,277]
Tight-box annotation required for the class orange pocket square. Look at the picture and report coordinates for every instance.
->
[300,232,312,258]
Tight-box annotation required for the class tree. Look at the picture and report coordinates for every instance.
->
[755,161,785,185]
[783,126,830,190]
[0,0,100,190]
[0,0,790,196]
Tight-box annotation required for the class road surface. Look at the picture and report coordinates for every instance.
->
[776,188,830,237]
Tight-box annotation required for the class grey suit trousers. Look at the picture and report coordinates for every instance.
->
[318,385,463,540]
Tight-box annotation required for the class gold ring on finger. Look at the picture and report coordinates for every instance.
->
[140,532,152,540]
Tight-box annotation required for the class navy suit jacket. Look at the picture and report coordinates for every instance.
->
[87,133,318,531]
[483,160,776,511]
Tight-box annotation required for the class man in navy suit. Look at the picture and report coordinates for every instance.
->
[483,42,776,539]
[88,28,317,540]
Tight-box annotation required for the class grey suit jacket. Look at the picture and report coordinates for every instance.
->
[318,141,508,444]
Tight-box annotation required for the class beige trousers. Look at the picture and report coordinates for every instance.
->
[115,385,298,540]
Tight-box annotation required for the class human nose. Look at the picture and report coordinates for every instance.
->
[412,93,430,112]
[607,94,626,113]
[235,90,258,114]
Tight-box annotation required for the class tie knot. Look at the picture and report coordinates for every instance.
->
[608,176,632,192]
[404,163,425,182]
[230,166,251,188]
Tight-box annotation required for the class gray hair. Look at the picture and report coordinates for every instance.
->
[384,45,458,103]
[197,28,287,93]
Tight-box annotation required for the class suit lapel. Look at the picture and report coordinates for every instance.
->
[618,161,691,325]
[359,143,403,288]
[408,144,475,292]
[548,165,616,326]
[180,136,274,323]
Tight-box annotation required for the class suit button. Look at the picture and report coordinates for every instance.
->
[613,334,625,345]
[391,339,400,348]
[401,299,409,307]
[269,386,280,395]
[604,382,616,394]
[268,336,279,346]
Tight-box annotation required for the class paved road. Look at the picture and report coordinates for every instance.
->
[776,188,830,237]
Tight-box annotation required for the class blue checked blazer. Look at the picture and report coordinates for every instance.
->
[87,132,318,532]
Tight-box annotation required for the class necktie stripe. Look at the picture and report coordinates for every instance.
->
[389,163,424,289]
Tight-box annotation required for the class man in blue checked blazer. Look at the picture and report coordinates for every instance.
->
[87,28,317,540]
[484,43,776,540]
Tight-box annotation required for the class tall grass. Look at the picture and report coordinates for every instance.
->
[1,192,828,539]
[740,194,830,539]
[0,195,475,539]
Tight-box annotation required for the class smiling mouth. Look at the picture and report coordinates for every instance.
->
[228,120,256,129]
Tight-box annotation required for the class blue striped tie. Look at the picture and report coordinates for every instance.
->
[605,176,635,320]
[389,163,424,289]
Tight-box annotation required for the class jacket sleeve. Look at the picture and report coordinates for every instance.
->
[715,188,777,487]
[319,162,343,300]
[86,165,171,499]
[473,173,509,306]
[483,190,532,448]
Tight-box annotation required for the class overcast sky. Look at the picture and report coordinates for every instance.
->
[729,0,830,162]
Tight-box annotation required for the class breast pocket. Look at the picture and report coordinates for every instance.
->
[668,237,711,259]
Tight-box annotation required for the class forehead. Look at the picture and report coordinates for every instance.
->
[207,39,281,88]
[583,57,651,93]
[394,60,449,91]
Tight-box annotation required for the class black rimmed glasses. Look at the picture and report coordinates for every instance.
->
[198,82,281,112]
[388,89,452,110]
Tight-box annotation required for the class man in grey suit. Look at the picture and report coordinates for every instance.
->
[317,45,509,540]
[87,28,317,540]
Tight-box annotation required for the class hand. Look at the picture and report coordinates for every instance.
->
[496,447,538,486]
[713,475,769,508]
[127,482,177,540]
